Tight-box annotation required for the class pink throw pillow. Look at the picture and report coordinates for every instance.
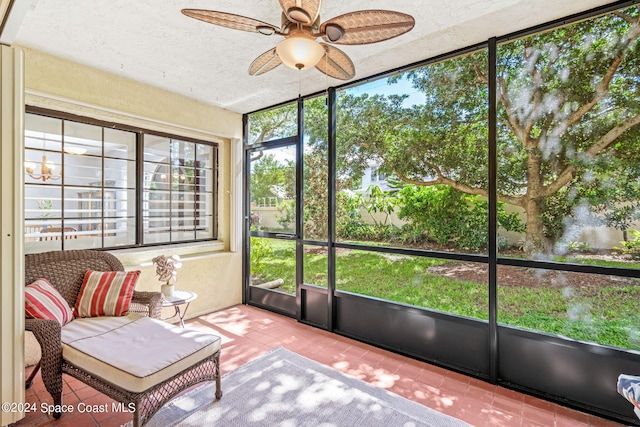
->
[25,278,73,325]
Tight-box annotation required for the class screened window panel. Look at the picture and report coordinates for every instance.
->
[249,144,296,234]
[334,49,489,254]
[144,136,171,162]
[248,102,297,145]
[303,245,328,288]
[496,8,640,264]
[303,95,328,241]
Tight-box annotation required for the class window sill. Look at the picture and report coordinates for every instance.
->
[109,241,226,267]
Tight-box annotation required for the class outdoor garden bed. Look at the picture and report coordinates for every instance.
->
[427,259,639,288]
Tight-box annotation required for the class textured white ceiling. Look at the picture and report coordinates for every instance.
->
[11,0,614,114]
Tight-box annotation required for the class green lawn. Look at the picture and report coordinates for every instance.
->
[251,238,640,351]
[554,255,640,269]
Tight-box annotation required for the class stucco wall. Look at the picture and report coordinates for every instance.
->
[20,46,244,319]
[21,47,240,139]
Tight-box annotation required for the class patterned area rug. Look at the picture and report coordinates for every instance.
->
[147,347,471,426]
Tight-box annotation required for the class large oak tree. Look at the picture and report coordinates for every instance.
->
[337,7,640,255]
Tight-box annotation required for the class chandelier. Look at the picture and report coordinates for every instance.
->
[25,155,61,181]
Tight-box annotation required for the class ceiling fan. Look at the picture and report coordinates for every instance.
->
[181,0,415,80]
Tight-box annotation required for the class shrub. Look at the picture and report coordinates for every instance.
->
[614,230,640,259]
[397,185,525,251]
[394,223,428,245]
[361,185,398,226]
[567,241,591,253]
[336,191,364,240]
[276,199,295,230]
[250,237,274,277]
[249,212,261,231]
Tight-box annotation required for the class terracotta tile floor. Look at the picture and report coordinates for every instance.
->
[13,304,626,427]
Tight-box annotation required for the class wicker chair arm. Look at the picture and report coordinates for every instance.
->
[25,318,62,351]
[130,290,163,319]
[25,318,63,399]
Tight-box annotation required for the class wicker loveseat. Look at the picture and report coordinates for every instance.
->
[25,249,222,427]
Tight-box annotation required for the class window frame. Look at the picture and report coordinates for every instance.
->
[141,132,218,245]
[25,106,219,251]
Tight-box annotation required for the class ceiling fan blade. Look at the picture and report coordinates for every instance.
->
[315,44,355,80]
[278,0,321,25]
[320,10,415,45]
[181,9,279,34]
[249,48,283,76]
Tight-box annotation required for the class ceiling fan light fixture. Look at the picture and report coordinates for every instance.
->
[276,35,325,70]
[324,23,344,42]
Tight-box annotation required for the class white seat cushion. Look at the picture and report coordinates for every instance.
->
[61,314,220,393]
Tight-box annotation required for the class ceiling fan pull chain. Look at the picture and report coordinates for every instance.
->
[325,50,329,94]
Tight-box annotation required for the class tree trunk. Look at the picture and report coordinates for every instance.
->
[522,144,550,257]
[523,196,549,256]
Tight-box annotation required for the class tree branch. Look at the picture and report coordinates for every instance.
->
[544,112,640,196]
[393,169,525,207]
[586,112,640,157]
[549,18,640,138]
[612,11,635,25]
[522,43,543,138]
[497,76,526,142]
[473,62,488,84]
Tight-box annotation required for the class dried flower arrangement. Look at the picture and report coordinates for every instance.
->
[152,254,182,285]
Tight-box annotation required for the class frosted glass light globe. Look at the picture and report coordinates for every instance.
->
[276,35,325,70]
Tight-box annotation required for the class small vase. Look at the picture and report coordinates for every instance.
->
[161,284,174,298]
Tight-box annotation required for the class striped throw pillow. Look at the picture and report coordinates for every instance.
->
[75,270,140,318]
[25,278,74,325]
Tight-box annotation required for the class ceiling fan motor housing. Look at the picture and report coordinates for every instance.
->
[280,12,320,35]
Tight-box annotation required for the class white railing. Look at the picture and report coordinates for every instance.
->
[254,197,279,207]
